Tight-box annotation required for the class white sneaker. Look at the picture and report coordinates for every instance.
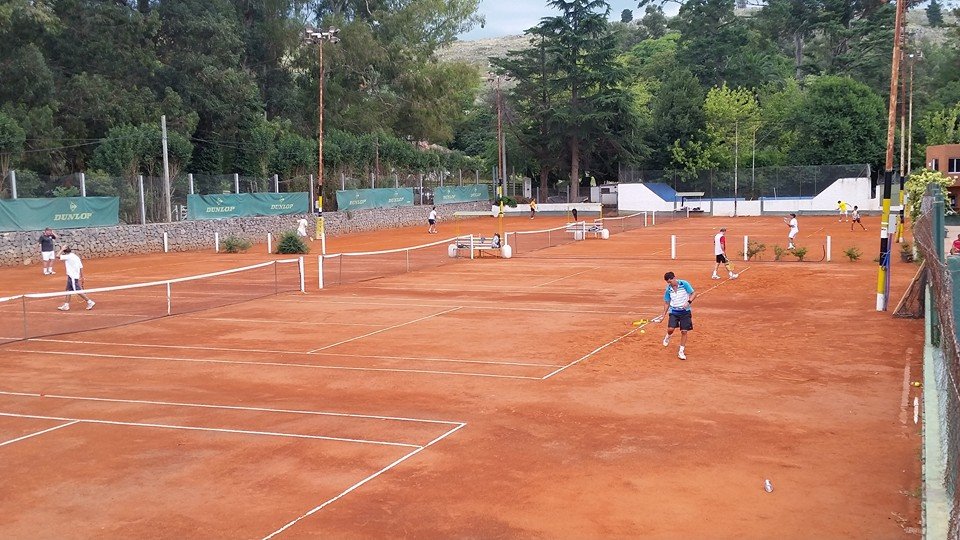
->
[49,270,55,274]
[711,274,721,280]
[662,335,670,347]
[678,348,686,360]
[729,273,738,279]
[58,303,69,311]
[86,300,96,310]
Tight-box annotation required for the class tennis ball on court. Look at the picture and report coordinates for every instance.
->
[912,381,922,387]
[640,330,645,334]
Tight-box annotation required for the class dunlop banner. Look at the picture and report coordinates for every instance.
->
[187,193,309,220]
[0,197,120,231]
[434,185,490,204]
[335,188,414,211]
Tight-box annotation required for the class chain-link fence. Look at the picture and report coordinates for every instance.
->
[913,190,960,538]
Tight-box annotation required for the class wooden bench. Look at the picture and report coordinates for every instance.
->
[565,220,607,239]
[452,235,502,259]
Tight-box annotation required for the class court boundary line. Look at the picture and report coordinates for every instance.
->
[308,306,463,353]
[0,419,79,448]
[6,349,547,380]
[0,390,463,426]
[22,338,561,368]
[262,422,467,540]
[540,267,752,380]
[532,267,600,288]
[0,411,420,448]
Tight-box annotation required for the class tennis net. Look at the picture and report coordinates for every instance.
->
[0,258,304,344]
[504,223,580,256]
[602,211,649,233]
[320,236,460,287]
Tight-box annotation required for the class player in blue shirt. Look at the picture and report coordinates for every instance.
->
[652,271,696,360]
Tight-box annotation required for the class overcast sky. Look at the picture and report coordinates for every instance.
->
[459,1,682,40]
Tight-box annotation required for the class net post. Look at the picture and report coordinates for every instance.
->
[406,247,411,271]
[274,261,279,295]
[652,211,656,226]
[470,235,475,260]
[166,283,171,315]
[298,257,305,293]
[318,255,324,289]
[267,233,272,254]
[163,232,169,253]
[21,296,28,340]
[743,236,748,262]
[826,236,832,262]
[686,207,690,219]
[214,232,219,253]
[671,235,676,259]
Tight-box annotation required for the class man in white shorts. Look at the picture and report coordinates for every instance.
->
[38,227,58,275]
[57,246,95,311]
[784,213,799,250]
[427,206,438,234]
[712,228,738,280]
[836,200,849,222]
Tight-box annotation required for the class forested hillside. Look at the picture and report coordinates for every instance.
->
[0,0,958,202]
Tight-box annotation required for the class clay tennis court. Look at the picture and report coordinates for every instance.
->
[0,214,923,538]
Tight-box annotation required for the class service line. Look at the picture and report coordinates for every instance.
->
[0,420,79,448]
[308,306,463,353]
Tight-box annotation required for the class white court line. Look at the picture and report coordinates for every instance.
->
[273,297,652,315]
[21,338,559,368]
[540,267,751,380]
[6,349,545,381]
[189,316,382,327]
[0,420,79,448]
[533,267,600,288]
[262,422,466,540]
[308,307,463,353]
[0,412,419,448]
[0,390,461,425]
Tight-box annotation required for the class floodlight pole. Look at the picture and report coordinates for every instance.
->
[876,0,907,312]
[305,26,340,253]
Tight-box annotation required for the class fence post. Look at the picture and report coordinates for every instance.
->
[308,174,315,213]
[370,172,375,189]
[9,170,16,199]
[163,232,169,253]
[826,236,832,262]
[459,169,463,186]
[273,174,279,193]
[234,173,240,194]
[671,235,676,259]
[138,175,146,225]
[419,173,424,205]
[80,172,86,197]
[743,236,749,262]
[341,172,345,191]
[267,233,272,253]
[188,173,195,194]
[476,170,479,184]
[214,232,219,253]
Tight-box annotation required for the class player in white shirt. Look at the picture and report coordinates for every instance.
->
[711,228,738,280]
[784,213,799,250]
[851,206,866,231]
[57,246,95,311]
[427,206,438,234]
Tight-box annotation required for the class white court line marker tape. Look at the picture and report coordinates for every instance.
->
[540,267,751,380]
[308,307,463,353]
[262,422,466,540]
[6,349,544,381]
[899,358,911,425]
[0,390,461,425]
[533,267,600,288]
[0,420,79,448]
[21,338,559,367]
[0,412,419,448]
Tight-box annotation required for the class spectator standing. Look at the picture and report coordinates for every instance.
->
[38,227,58,275]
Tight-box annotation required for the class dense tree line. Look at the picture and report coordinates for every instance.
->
[0,0,958,203]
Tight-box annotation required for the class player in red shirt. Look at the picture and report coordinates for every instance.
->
[951,233,960,256]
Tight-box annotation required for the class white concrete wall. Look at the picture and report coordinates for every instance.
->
[619,177,886,214]
[617,184,677,212]
[712,200,761,216]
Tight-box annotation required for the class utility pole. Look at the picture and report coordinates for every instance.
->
[304,26,340,250]
[876,0,907,311]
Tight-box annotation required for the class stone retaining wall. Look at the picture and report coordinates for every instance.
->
[0,202,487,266]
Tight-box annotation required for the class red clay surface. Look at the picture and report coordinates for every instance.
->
[0,213,923,538]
